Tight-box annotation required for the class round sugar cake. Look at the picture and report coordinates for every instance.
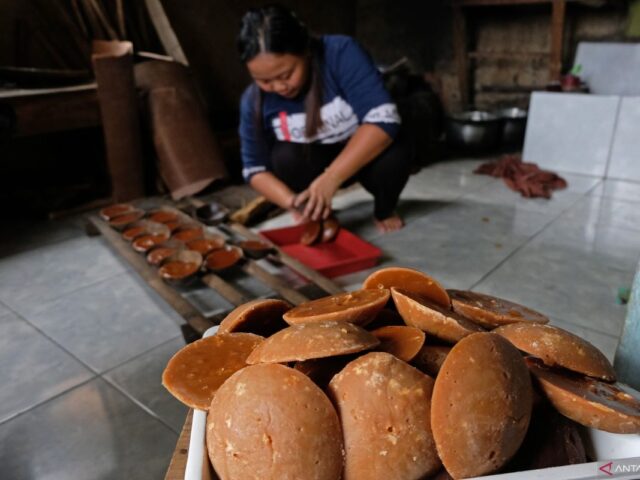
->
[431,332,532,479]
[247,322,379,364]
[207,363,343,480]
[162,333,262,410]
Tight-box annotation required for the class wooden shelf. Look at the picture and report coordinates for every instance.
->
[468,50,550,60]
[478,84,546,92]
[453,0,553,6]
[452,0,566,107]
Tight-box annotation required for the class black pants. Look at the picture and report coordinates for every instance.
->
[270,136,411,220]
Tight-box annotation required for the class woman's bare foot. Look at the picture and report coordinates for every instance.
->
[374,213,404,233]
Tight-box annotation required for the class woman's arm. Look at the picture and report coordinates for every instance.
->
[295,123,392,220]
[249,171,297,210]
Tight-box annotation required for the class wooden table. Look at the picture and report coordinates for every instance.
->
[165,410,194,480]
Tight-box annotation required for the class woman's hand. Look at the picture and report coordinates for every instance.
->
[294,170,341,221]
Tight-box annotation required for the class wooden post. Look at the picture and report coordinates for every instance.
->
[452,5,470,109]
[549,0,566,82]
[614,262,640,391]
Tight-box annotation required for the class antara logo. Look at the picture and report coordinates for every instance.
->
[598,459,640,477]
[599,462,613,476]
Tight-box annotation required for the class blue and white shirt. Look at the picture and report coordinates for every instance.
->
[239,35,401,181]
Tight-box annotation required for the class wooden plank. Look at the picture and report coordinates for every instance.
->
[550,0,567,81]
[454,0,552,5]
[201,273,250,306]
[88,216,214,335]
[242,261,310,306]
[468,50,549,59]
[5,87,101,137]
[478,83,546,92]
[0,83,96,99]
[165,410,216,480]
[452,6,470,108]
[164,410,192,480]
[144,0,189,65]
[229,222,344,296]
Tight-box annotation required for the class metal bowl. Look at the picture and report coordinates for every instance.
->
[445,111,502,152]
[495,107,528,148]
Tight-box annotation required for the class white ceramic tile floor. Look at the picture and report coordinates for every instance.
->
[0,157,636,478]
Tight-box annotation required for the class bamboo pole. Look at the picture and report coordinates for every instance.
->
[144,0,189,65]
[115,0,126,39]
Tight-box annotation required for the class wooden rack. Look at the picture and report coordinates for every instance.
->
[88,199,344,338]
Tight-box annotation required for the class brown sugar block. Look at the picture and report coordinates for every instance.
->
[204,245,243,272]
[527,357,640,434]
[283,289,390,326]
[107,209,145,229]
[505,401,586,472]
[328,352,441,480]
[371,325,426,362]
[148,210,179,224]
[321,217,340,243]
[146,246,176,266]
[207,363,343,480]
[431,332,533,479]
[411,345,451,377]
[363,267,450,308]
[172,225,204,242]
[159,260,199,280]
[132,233,169,252]
[300,220,322,245]
[122,225,146,241]
[100,203,134,221]
[162,332,263,410]
[391,288,484,343]
[218,299,292,337]
[246,322,379,364]
[494,323,616,382]
[448,290,549,328]
[159,249,202,281]
[186,236,225,255]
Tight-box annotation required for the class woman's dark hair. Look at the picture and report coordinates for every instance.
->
[238,5,323,138]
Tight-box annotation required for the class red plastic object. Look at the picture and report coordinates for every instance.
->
[260,224,382,278]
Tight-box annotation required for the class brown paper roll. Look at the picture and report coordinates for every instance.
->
[92,40,145,201]
[136,60,227,199]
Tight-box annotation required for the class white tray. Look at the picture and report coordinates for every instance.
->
[185,326,640,480]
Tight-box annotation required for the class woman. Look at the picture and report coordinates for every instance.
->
[237,5,411,232]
